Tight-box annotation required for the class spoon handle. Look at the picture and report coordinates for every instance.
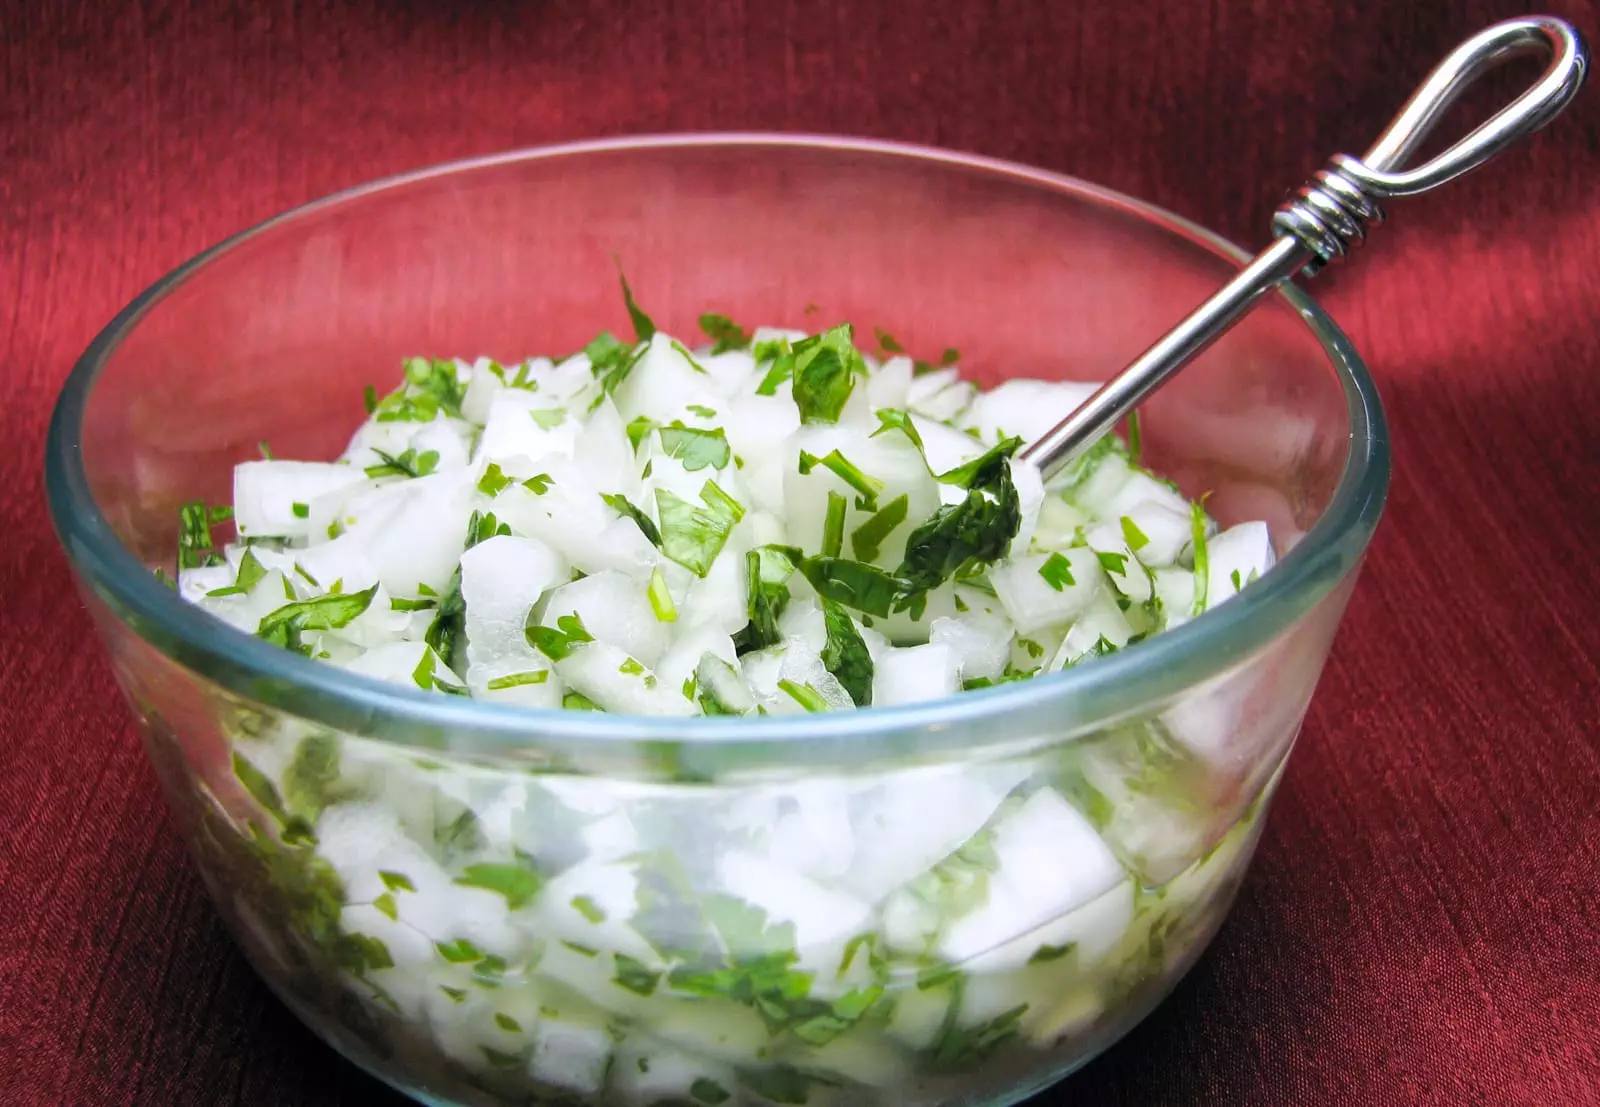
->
[1020,15,1589,482]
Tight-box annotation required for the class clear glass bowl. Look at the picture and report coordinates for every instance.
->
[45,135,1387,1107]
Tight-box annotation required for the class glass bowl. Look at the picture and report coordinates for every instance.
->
[44,135,1387,1107]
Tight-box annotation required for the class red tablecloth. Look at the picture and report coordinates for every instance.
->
[4,1,1598,1103]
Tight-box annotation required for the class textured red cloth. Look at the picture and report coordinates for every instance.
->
[3,1,1599,1104]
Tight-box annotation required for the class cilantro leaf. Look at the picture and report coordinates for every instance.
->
[657,481,744,578]
[896,445,1021,593]
[424,511,507,670]
[177,500,229,569]
[256,587,377,653]
[658,424,731,471]
[1120,515,1150,552]
[647,566,678,623]
[821,491,847,558]
[453,860,542,909]
[364,446,439,480]
[625,415,656,451]
[601,492,662,546]
[486,669,549,690]
[798,449,883,510]
[820,599,873,706]
[732,545,799,654]
[791,324,861,424]
[526,612,596,661]
[871,407,924,451]
[477,462,512,496]
[1190,500,1210,616]
[618,271,656,343]
[612,953,662,997]
[933,434,1021,490]
[754,342,796,395]
[799,556,913,619]
[850,493,909,563]
[1039,552,1076,591]
[698,313,750,354]
[779,678,829,712]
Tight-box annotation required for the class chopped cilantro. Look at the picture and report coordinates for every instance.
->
[733,545,800,654]
[754,341,796,394]
[690,1077,732,1105]
[453,860,542,909]
[897,440,1021,592]
[618,270,656,342]
[177,500,229,569]
[799,556,912,619]
[364,447,439,480]
[1029,942,1076,964]
[390,596,435,611]
[791,323,861,424]
[256,587,377,653]
[1096,550,1129,575]
[1126,409,1143,461]
[571,895,606,924]
[1121,516,1150,552]
[380,871,415,893]
[822,491,847,558]
[820,599,873,706]
[601,492,662,546]
[526,612,596,661]
[658,423,731,471]
[477,462,512,496]
[871,407,924,450]
[290,502,309,519]
[1039,552,1076,591]
[778,678,829,711]
[699,312,750,354]
[850,494,909,563]
[656,481,744,577]
[562,690,604,711]
[1190,500,1210,616]
[529,408,566,430]
[625,415,656,450]
[619,656,646,677]
[798,448,883,510]
[523,472,553,495]
[362,384,377,414]
[612,953,661,996]
[486,670,548,691]
[494,1012,522,1033]
[647,566,678,623]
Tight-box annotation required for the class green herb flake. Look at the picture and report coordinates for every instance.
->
[897,439,1022,593]
[390,596,436,611]
[571,895,606,924]
[362,384,378,414]
[256,587,377,653]
[364,447,439,480]
[379,871,415,893]
[798,449,883,511]
[686,403,718,418]
[791,323,861,424]
[821,491,847,559]
[1190,500,1210,616]
[647,567,678,623]
[820,599,873,707]
[690,1077,733,1105]
[290,501,310,519]
[529,408,566,430]
[373,893,398,921]
[699,312,750,354]
[799,556,912,619]
[601,491,663,546]
[619,657,646,677]
[656,481,744,578]
[732,544,801,654]
[1120,515,1150,552]
[850,493,909,564]
[625,416,656,450]
[657,423,731,471]
[486,669,548,691]
[612,953,662,997]
[478,462,513,496]
[435,937,484,964]
[1029,941,1076,964]
[618,270,656,342]
[563,690,604,712]
[1039,552,1076,591]
[526,612,595,661]
[779,678,829,713]
[453,861,542,910]
[523,472,553,495]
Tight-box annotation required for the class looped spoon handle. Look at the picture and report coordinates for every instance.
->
[1019,15,1589,482]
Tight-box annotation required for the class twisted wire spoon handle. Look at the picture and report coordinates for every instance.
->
[1019,15,1589,482]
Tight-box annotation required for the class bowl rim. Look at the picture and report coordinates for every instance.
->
[44,132,1390,765]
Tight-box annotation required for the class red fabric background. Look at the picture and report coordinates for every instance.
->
[3,1,1599,1103]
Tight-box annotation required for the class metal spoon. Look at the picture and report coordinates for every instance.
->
[1019,15,1589,482]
